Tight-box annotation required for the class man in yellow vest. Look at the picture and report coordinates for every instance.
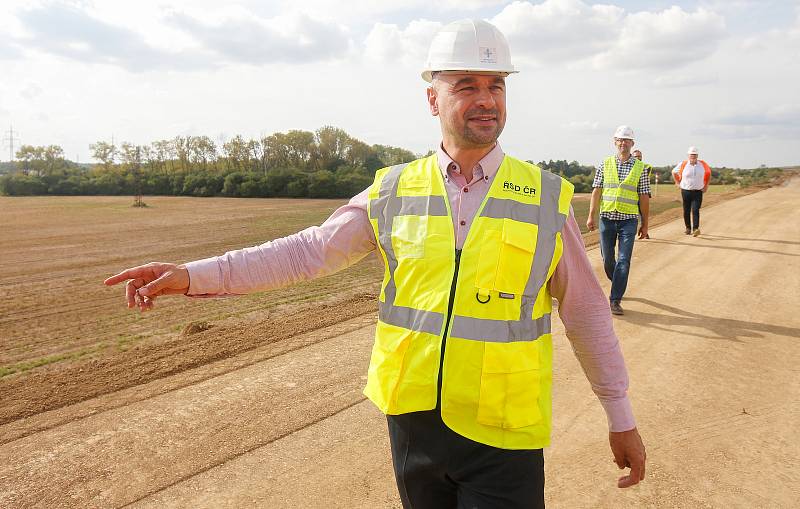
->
[105,19,646,508]
[587,126,650,316]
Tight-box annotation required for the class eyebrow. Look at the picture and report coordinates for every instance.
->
[451,76,506,88]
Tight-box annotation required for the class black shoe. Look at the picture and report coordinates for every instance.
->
[610,301,624,315]
[684,228,691,235]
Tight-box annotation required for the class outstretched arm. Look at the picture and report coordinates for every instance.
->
[104,188,376,311]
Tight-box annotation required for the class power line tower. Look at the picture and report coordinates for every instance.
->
[2,125,20,162]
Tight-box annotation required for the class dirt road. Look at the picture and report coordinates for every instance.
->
[1,179,798,508]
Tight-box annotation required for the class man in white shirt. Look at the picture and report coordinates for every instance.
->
[672,146,711,236]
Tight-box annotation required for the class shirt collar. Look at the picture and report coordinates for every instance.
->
[436,142,505,181]
[616,153,634,165]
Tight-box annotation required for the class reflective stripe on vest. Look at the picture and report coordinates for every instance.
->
[364,154,574,450]
[600,156,643,215]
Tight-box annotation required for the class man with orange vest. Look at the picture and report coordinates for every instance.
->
[672,146,711,236]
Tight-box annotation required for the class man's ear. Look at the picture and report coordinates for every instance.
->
[427,87,439,116]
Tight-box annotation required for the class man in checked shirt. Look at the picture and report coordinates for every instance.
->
[586,125,650,316]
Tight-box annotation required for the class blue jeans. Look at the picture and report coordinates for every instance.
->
[599,217,638,302]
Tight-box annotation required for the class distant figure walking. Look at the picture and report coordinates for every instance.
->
[672,146,711,236]
[587,125,650,316]
[632,149,652,239]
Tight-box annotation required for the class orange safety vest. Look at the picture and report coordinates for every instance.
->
[675,160,711,186]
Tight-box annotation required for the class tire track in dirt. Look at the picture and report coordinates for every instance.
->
[120,397,368,508]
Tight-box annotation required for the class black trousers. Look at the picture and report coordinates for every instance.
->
[681,189,704,229]
[387,409,545,509]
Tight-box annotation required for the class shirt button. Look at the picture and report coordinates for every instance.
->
[460,220,466,226]
[463,187,469,193]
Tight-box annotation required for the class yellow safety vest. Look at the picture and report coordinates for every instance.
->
[600,156,643,215]
[365,154,573,449]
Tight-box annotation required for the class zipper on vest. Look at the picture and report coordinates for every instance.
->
[436,248,462,410]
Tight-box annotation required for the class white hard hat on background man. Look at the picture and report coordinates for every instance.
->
[422,19,517,82]
[687,146,699,155]
[613,125,635,140]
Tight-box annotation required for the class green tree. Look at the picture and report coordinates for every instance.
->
[90,141,117,172]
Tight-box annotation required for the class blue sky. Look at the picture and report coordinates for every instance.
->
[1,0,798,168]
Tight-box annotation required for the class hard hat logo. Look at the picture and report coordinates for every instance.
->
[480,47,498,64]
[422,19,517,82]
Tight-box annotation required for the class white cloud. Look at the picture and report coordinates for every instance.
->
[13,3,211,71]
[268,0,507,22]
[491,0,623,67]
[8,3,352,71]
[653,73,719,88]
[364,20,442,68]
[696,104,800,140]
[488,1,727,72]
[741,9,800,53]
[592,6,726,71]
[167,11,352,65]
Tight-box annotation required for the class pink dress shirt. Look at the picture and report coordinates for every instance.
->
[185,143,636,432]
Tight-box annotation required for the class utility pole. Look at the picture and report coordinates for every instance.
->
[2,125,20,162]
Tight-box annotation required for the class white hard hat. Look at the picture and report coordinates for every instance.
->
[613,125,635,140]
[687,146,699,155]
[422,19,517,83]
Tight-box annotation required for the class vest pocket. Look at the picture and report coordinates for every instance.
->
[475,219,536,296]
[391,215,427,259]
[476,342,542,429]
[366,321,439,413]
[366,321,411,411]
[496,220,536,295]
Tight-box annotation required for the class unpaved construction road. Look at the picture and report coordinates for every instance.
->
[1,179,799,508]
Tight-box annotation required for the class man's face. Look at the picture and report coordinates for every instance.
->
[633,150,642,160]
[614,137,634,156]
[689,153,698,164]
[427,73,507,149]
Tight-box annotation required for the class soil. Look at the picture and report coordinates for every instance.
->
[1,178,798,508]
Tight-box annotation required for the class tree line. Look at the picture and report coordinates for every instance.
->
[0,132,783,197]
[0,126,417,198]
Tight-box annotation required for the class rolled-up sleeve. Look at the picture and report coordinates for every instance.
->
[549,209,636,432]
[185,188,376,296]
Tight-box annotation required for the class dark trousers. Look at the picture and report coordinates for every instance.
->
[681,189,704,229]
[387,409,545,509]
